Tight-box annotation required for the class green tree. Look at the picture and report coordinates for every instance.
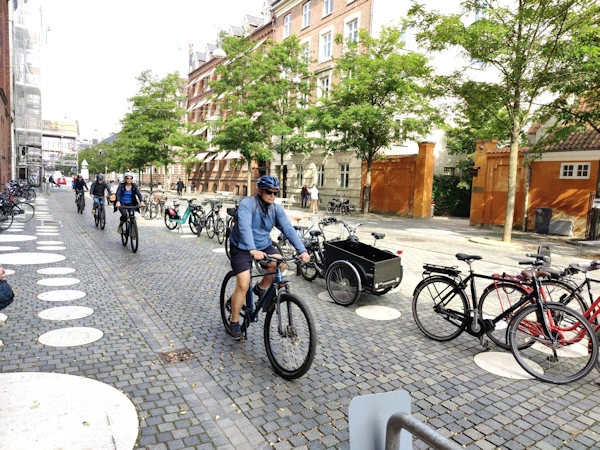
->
[408,0,600,242]
[211,35,315,191]
[115,71,206,189]
[309,27,442,213]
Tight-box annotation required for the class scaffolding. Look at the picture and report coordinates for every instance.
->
[13,0,42,185]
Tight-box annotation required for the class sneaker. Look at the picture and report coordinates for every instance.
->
[117,224,123,234]
[229,321,243,340]
[252,283,265,298]
[92,208,96,215]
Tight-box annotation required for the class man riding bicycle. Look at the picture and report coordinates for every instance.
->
[227,175,310,340]
[90,174,111,215]
[115,171,145,234]
[73,175,88,208]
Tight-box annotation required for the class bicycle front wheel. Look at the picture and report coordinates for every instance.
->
[100,207,106,230]
[206,216,215,239]
[14,202,35,223]
[216,218,226,244]
[189,212,201,235]
[130,220,139,253]
[121,222,129,246]
[478,282,531,349]
[264,293,316,379]
[508,303,598,384]
[412,277,468,341]
[225,229,232,260]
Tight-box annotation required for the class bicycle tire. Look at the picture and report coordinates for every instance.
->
[300,249,320,281]
[264,292,316,379]
[26,189,36,202]
[100,206,106,230]
[206,216,215,239]
[478,282,531,349]
[189,212,201,235]
[121,222,128,246]
[220,270,247,335]
[225,229,231,260]
[216,217,226,244]
[508,302,598,384]
[412,276,468,341]
[0,207,14,232]
[14,202,35,223]
[326,261,361,306]
[326,205,335,214]
[130,219,139,253]
[149,203,157,220]
[94,210,99,227]
[371,287,392,296]
[164,213,177,230]
[539,279,587,317]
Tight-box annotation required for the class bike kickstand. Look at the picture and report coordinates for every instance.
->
[478,335,489,349]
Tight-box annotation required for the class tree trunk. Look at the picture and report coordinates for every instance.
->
[247,158,252,196]
[362,155,373,214]
[502,120,521,242]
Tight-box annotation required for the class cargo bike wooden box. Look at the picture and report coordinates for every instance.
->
[324,239,403,306]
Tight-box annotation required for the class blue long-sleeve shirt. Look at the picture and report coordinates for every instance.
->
[230,195,307,254]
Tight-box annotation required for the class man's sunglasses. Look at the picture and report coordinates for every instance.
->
[264,190,278,196]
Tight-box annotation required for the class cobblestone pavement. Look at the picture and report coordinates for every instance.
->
[1,189,600,450]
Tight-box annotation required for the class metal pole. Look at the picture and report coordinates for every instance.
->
[385,412,462,450]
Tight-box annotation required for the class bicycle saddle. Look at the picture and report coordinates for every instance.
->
[569,262,598,273]
[173,202,180,207]
[309,230,321,237]
[372,232,385,239]
[455,253,482,261]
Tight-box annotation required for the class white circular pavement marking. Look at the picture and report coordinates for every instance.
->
[37,278,80,287]
[180,235,197,239]
[39,327,103,347]
[318,291,333,302]
[37,267,75,275]
[212,247,226,252]
[38,306,94,321]
[37,246,67,251]
[37,290,86,301]
[473,352,542,380]
[37,226,58,230]
[6,229,24,233]
[0,246,20,251]
[355,305,401,320]
[4,269,15,276]
[0,235,37,242]
[0,252,66,265]
[36,233,60,236]
[36,241,64,245]
[0,372,138,450]
[0,313,6,322]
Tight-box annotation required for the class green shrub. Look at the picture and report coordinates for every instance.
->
[432,175,472,217]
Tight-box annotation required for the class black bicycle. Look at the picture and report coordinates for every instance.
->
[119,206,139,253]
[93,196,107,230]
[204,200,226,244]
[76,190,85,214]
[219,255,317,379]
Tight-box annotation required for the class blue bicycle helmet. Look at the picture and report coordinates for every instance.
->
[123,171,134,179]
[257,175,280,190]
[96,174,104,180]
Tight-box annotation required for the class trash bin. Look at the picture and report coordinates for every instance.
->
[535,208,552,234]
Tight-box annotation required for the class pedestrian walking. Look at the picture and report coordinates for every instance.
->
[176,179,185,197]
[301,185,309,208]
[42,176,47,192]
[309,184,319,214]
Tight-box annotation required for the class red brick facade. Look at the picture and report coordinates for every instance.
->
[0,0,12,186]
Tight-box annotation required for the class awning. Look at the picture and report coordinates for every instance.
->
[214,151,228,160]
[192,126,208,136]
[224,150,241,159]
[197,68,215,81]
[195,152,209,160]
[203,153,217,163]
[192,99,208,110]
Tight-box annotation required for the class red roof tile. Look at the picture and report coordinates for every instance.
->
[544,127,600,152]
[527,123,542,134]
[487,146,528,154]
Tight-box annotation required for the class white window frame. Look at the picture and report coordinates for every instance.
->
[300,38,311,63]
[317,164,325,187]
[340,163,350,189]
[560,162,590,179]
[319,27,334,62]
[317,72,331,99]
[323,0,333,16]
[296,165,303,186]
[283,14,292,38]
[302,1,311,28]
[344,13,360,44]
[401,26,416,51]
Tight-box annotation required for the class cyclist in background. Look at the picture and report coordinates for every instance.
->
[115,171,145,234]
[73,175,88,207]
[227,175,310,340]
[89,174,111,215]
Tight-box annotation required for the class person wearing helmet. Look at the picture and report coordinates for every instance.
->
[227,175,310,340]
[90,174,111,215]
[115,171,145,234]
[73,175,88,207]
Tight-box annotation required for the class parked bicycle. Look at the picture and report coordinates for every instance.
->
[203,199,226,244]
[326,196,352,215]
[119,205,140,253]
[219,255,317,379]
[140,193,159,220]
[412,253,598,384]
[0,198,14,232]
[93,196,107,230]
[164,198,202,235]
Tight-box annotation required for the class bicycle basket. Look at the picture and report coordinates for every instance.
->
[227,207,237,216]
[167,207,179,219]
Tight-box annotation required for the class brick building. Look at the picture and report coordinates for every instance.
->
[0,0,12,186]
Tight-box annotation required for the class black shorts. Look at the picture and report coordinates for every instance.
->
[230,243,280,275]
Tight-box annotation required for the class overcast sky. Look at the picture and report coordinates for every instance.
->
[41,0,265,140]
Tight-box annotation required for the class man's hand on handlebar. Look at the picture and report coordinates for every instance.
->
[250,249,267,261]
[299,252,310,264]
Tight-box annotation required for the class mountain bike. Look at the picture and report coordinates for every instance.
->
[119,206,139,253]
[219,255,317,379]
[93,196,106,230]
[412,253,598,384]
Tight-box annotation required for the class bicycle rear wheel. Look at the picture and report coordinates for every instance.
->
[216,217,226,244]
[130,219,139,252]
[100,206,106,230]
[478,282,531,349]
[300,251,319,282]
[508,303,598,384]
[412,277,467,341]
[539,279,587,316]
[0,208,14,232]
[219,270,247,335]
[206,216,215,239]
[14,202,34,223]
[121,221,129,246]
[264,293,316,379]
[225,229,232,260]
[164,213,177,230]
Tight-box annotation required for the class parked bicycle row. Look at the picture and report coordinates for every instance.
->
[0,180,36,232]
[413,246,600,384]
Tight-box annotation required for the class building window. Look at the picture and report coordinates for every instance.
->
[301,42,310,62]
[443,167,456,176]
[323,0,333,16]
[243,185,248,196]
[340,163,349,188]
[401,26,416,51]
[284,14,291,38]
[302,2,311,28]
[235,185,240,195]
[213,183,218,193]
[296,165,303,186]
[321,32,332,61]
[346,19,358,43]
[317,164,325,187]
[317,73,330,98]
[560,163,590,179]
[225,160,231,171]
